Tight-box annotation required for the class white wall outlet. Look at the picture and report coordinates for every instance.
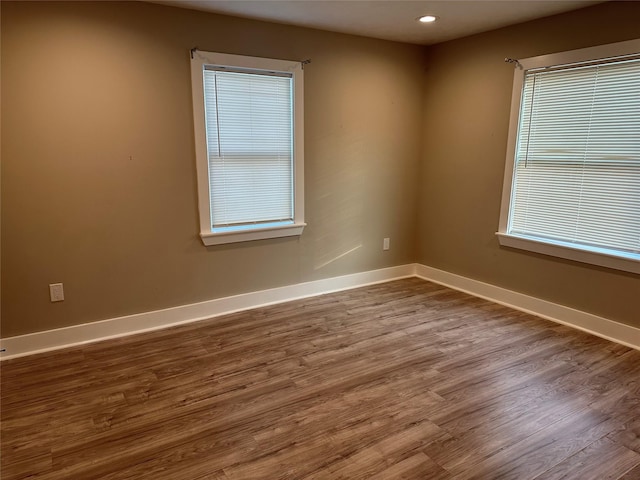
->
[383,238,390,251]
[49,283,64,302]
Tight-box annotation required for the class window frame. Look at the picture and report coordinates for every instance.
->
[190,50,305,246]
[497,38,640,275]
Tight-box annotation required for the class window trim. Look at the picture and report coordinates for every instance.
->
[190,50,305,246]
[497,38,640,275]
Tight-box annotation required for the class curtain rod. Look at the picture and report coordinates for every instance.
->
[191,47,311,68]
[504,57,522,68]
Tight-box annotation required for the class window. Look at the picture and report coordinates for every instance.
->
[497,39,640,274]
[191,51,305,246]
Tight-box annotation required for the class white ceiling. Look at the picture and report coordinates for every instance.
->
[154,0,603,45]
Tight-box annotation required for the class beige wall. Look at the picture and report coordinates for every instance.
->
[418,1,640,328]
[2,1,639,339]
[1,1,424,337]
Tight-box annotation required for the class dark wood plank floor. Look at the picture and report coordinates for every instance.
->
[2,278,640,479]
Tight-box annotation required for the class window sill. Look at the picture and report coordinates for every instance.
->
[496,232,640,275]
[200,223,306,246]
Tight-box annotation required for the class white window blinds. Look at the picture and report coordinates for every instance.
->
[203,68,294,229]
[509,56,640,257]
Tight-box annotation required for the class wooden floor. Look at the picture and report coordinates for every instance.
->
[2,278,640,480]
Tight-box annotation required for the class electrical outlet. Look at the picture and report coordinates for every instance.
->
[383,238,390,251]
[49,283,64,302]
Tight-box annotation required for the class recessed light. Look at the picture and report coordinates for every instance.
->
[418,15,438,23]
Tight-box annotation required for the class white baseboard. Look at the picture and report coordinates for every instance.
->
[415,264,640,351]
[3,263,638,360]
[0,264,415,360]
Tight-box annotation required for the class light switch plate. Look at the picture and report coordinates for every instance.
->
[49,283,64,302]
